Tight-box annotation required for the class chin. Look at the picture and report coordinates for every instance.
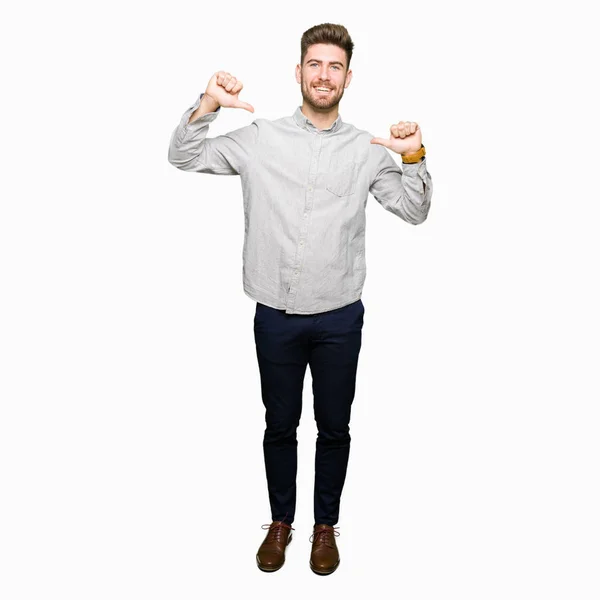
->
[308,92,340,110]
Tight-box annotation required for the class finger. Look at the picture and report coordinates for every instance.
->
[225,77,237,92]
[231,81,243,95]
[370,137,392,148]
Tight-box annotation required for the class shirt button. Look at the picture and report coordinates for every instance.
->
[304,213,308,218]
[308,186,313,192]
[294,270,299,276]
[300,241,304,246]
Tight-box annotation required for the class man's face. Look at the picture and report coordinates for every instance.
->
[295,43,352,111]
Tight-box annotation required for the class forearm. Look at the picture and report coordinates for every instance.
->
[168,93,216,171]
[168,92,256,175]
[396,160,432,224]
[371,157,432,225]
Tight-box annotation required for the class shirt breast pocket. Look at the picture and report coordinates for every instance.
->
[326,161,359,197]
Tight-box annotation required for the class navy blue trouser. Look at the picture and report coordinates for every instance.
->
[253,298,364,527]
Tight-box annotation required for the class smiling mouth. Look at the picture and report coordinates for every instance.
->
[314,87,333,94]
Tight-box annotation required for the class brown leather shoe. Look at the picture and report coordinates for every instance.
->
[256,521,294,572]
[309,524,340,575]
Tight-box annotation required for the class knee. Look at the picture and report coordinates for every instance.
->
[316,426,351,447]
[263,422,299,445]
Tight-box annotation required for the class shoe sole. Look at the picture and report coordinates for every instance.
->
[256,534,293,572]
[309,558,340,576]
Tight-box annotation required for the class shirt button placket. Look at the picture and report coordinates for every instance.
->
[287,134,322,313]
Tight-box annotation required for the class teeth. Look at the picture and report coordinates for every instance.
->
[316,87,331,92]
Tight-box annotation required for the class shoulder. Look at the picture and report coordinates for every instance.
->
[250,115,303,144]
[341,123,392,165]
[342,122,378,147]
[252,114,292,126]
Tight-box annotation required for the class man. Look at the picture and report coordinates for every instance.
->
[168,23,432,575]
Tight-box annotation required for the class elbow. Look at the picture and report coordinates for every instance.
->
[167,131,197,170]
[408,213,428,226]
[412,206,430,225]
[167,145,183,169]
[402,203,430,225]
[167,147,195,171]
[167,147,180,169]
[407,179,432,224]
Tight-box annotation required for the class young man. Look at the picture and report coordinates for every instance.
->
[168,23,433,575]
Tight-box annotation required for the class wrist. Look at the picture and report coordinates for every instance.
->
[200,93,220,113]
[188,93,221,124]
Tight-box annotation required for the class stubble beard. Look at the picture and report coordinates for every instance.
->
[301,76,344,111]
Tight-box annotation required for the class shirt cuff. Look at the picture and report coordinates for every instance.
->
[181,92,221,129]
[401,157,428,182]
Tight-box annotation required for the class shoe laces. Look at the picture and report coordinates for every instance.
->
[261,513,294,543]
[309,525,340,548]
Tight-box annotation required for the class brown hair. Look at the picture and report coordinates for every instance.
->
[300,23,354,71]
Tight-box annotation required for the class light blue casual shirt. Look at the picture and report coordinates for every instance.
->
[168,92,433,314]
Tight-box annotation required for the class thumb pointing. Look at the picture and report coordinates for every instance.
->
[370,137,391,148]
[234,101,255,113]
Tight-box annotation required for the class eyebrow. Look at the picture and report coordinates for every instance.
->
[305,59,345,67]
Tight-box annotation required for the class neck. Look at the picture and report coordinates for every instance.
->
[300,103,339,132]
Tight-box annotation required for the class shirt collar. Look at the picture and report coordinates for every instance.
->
[293,106,343,134]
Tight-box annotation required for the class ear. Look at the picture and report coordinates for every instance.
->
[295,64,301,84]
[344,69,353,88]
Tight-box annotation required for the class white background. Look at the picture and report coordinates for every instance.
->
[1,1,599,598]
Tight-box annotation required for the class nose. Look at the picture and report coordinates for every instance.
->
[319,66,330,81]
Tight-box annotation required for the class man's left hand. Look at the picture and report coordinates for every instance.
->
[371,121,422,155]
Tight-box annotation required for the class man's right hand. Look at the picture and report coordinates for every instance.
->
[204,71,255,113]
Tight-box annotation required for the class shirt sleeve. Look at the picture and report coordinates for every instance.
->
[368,144,433,224]
[168,92,258,175]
